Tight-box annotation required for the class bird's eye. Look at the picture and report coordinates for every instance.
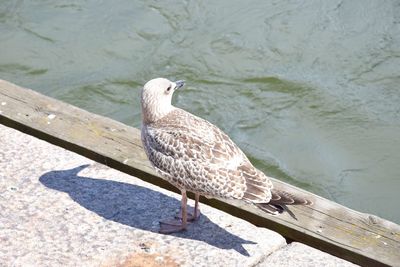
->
[166,85,172,93]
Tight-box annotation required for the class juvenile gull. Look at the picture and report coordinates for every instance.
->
[141,78,312,233]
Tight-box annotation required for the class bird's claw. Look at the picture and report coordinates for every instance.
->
[174,207,201,222]
[159,219,187,234]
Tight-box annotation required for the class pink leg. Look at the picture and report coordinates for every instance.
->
[175,193,201,222]
[159,189,188,234]
[191,193,201,221]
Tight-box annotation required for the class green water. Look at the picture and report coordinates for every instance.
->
[1,1,399,223]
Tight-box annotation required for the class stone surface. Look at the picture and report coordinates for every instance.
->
[258,242,358,267]
[0,124,286,267]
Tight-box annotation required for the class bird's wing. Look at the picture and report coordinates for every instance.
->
[143,109,272,201]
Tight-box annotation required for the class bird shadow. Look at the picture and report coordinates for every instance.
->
[39,164,255,256]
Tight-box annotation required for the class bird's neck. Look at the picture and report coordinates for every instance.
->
[142,101,175,124]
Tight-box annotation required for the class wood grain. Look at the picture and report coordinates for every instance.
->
[1,79,399,266]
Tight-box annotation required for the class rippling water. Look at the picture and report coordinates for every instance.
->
[1,1,399,223]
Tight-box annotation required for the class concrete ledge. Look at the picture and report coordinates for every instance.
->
[0,124,286,266]
[258,242,358,267]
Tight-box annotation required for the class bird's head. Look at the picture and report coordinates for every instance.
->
[141,78,185,124]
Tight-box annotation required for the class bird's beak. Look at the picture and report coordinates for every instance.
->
[174,80,185,90]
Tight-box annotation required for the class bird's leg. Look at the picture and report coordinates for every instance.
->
[175,193,201,222]
[159,189,188,234]
[190,193,201,221]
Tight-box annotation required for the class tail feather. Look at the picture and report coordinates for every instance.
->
[255,189,312,219]
[270,189,312,206]
[255,203,284,215]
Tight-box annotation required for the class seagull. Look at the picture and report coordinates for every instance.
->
[140,78,312,234]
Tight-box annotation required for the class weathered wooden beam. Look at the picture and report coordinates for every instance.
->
[1,79,399,267]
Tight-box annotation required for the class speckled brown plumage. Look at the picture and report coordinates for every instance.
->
[142,108,273,202]
[140,78,311,233]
